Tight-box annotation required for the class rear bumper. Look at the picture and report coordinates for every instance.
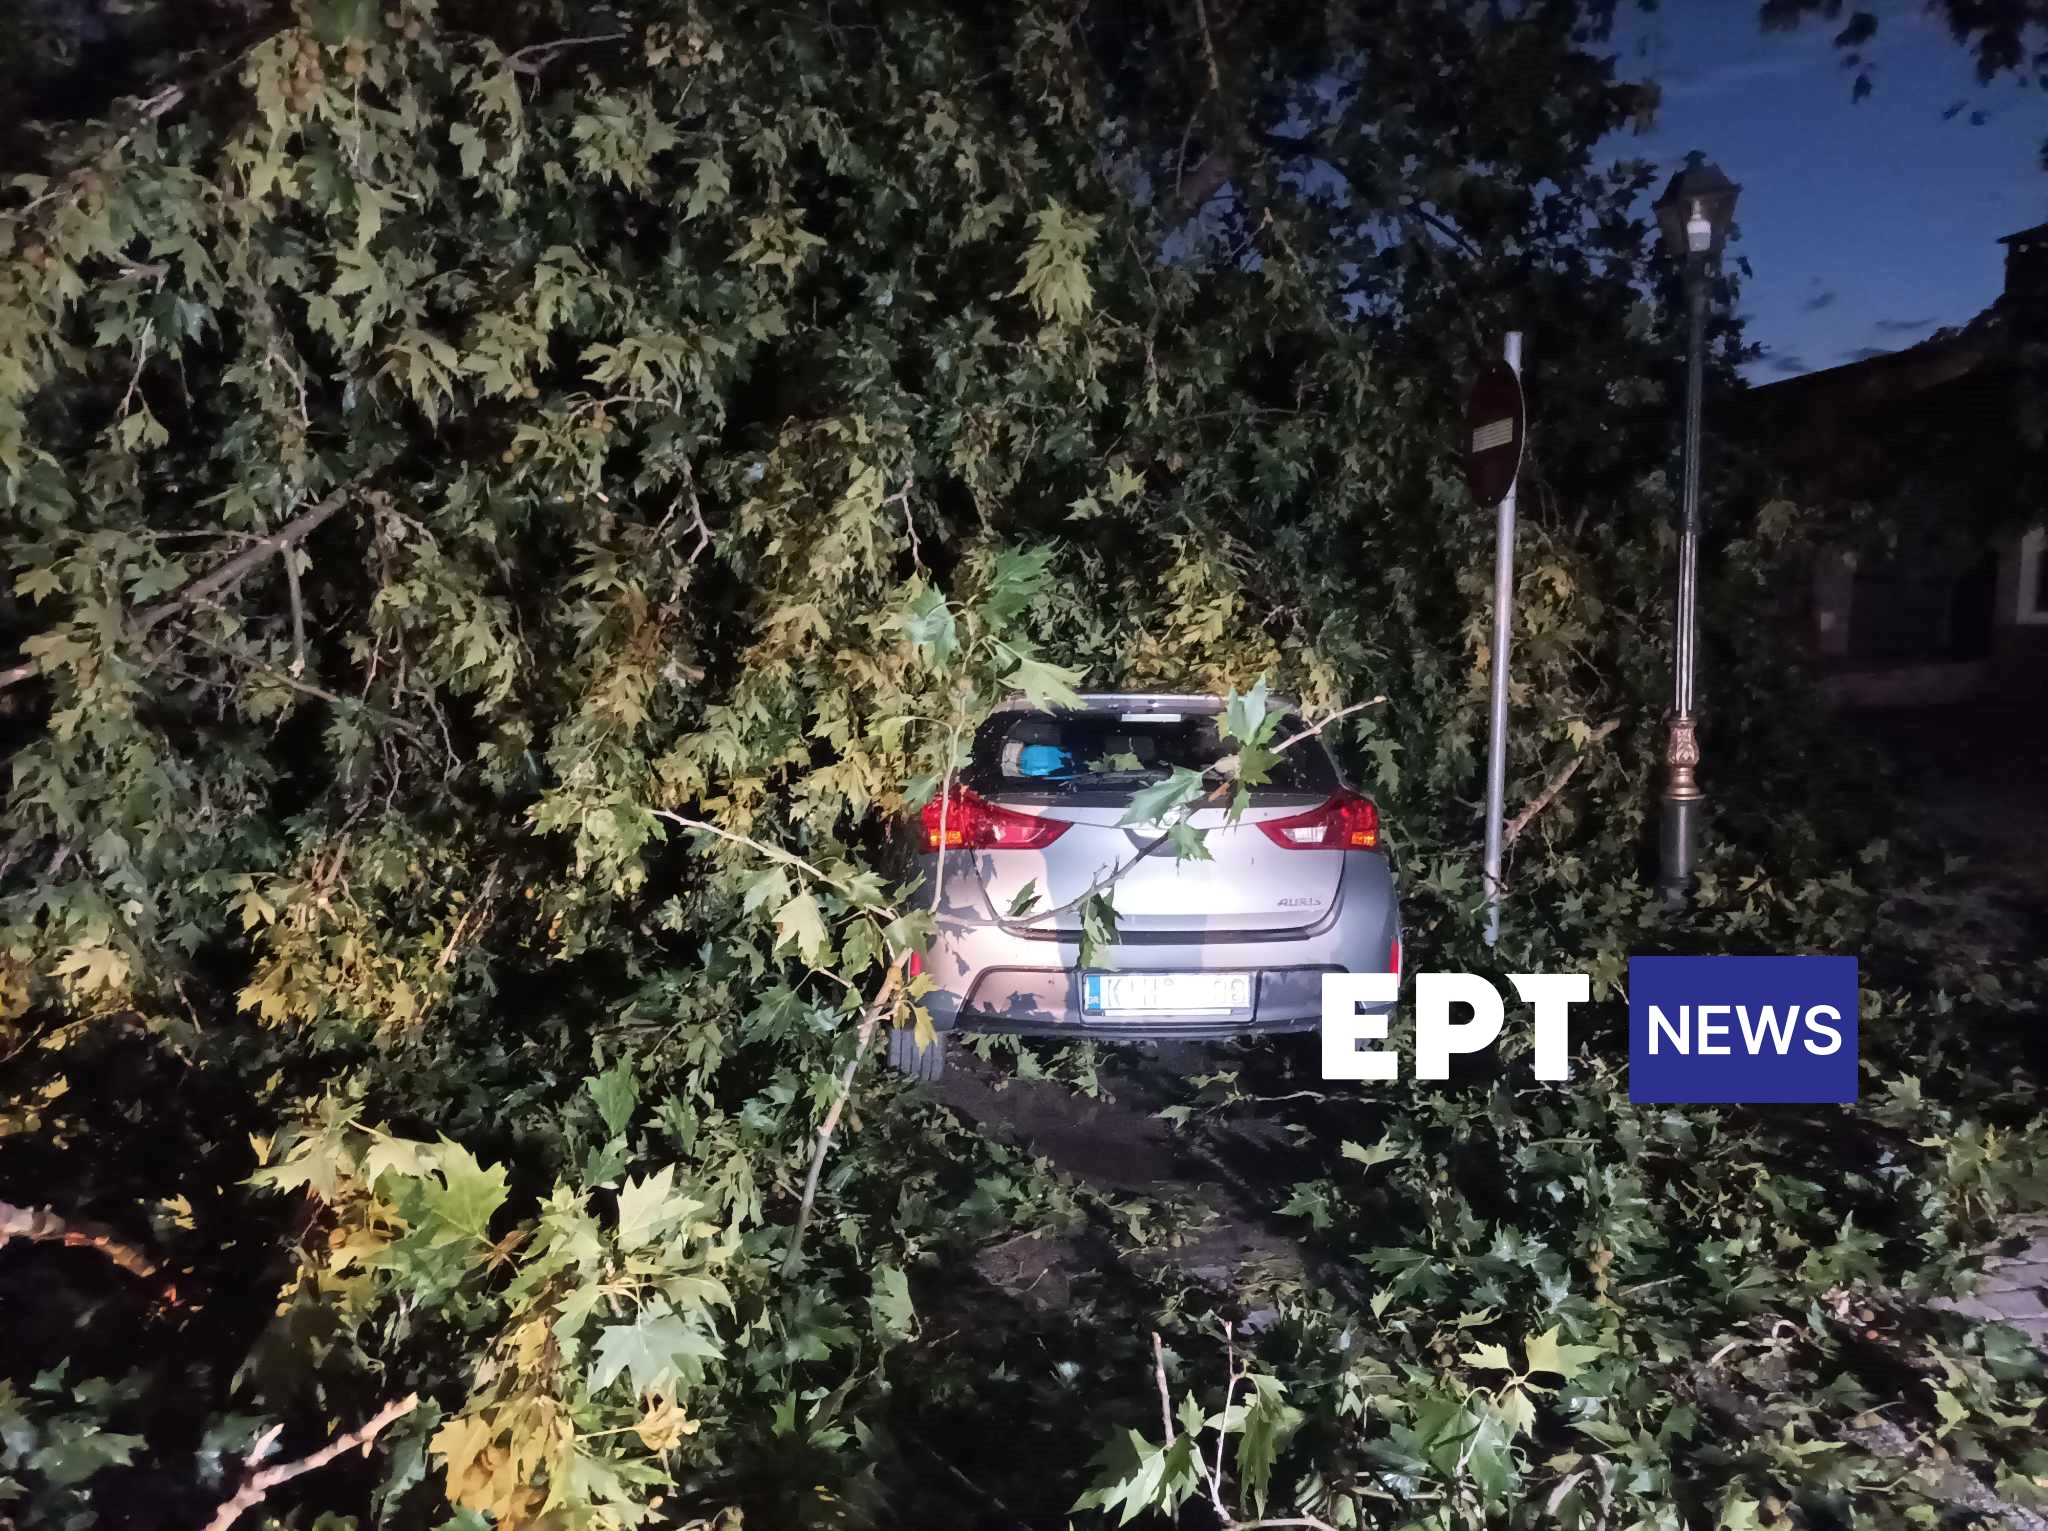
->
[959,1001,1388,1043]
[951,964,1350,1040]
[918,849,1399,1045]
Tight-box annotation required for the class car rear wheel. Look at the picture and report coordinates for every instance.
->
[886,1022,945,1081]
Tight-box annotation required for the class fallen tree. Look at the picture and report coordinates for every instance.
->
[1,1,2043,1527]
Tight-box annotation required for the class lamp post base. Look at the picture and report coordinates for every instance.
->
[1658,713,1703,908]
[1658,794,1704,908]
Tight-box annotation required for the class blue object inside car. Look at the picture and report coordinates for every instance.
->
[1015,744,1073,778]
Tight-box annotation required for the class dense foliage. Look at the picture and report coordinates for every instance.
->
[1,1,2043,1528]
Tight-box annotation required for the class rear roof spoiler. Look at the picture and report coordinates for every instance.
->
[989,692,1300,714]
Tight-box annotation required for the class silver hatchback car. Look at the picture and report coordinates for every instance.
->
[889,693,1401,1077]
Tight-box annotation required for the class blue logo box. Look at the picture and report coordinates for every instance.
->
[1629,956,1858,1104]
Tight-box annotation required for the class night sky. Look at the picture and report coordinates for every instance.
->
[1608,2,2047,383]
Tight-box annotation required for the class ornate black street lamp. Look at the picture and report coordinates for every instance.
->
[1652,152,1739,908]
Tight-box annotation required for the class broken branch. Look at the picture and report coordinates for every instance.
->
[1503,720,1619,847]
[201,1394,420,1531]
[1152,1332,1177,1446]
[138,492,350,636]
[782,957,907,1273]
[506,32,630,75]
[0,1200,157,1277]
[0,491,352,696]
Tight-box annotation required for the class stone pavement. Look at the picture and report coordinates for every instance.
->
[1933,1219,2048,1351]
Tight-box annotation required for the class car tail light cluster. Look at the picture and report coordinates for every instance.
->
[1256,790,1380,851]
[920,788,1070,852]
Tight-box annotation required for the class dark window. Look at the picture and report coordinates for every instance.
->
[964,708,1337,799]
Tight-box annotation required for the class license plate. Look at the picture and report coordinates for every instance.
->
[1082,971,1252,1015]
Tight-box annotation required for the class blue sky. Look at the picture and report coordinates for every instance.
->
[1606,2,2047,382]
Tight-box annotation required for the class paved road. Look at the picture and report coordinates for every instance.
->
[1936,1219,2048,1349]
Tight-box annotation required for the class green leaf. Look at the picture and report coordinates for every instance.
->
[1223,677,1270,744]
[449,122,488,180]
[1523,1327,1604,1382]
[13,566,62,603]
[1930,1386,1969,1434]
[1078,892,1118,970]
[1002,650,1084,709]
[309,0,383,44]
[1010,199,1102,324]
[898,585,958,665]
[589,1305,720,1396]
[1340,1137,1400,1167]
[1234,1375,1302,1514]
[741,865,791,915]
[1006,879,1041,916]
[418,1142,510,1249]
[1461,1406,1519,1503]
[869,1264,916,1339]
[362,1135,442,1184]
[1072,1429,1199,1525]
[980,546,1056,629]
[614,1165,701,1249]
[1118,767,1206,827]
[685,154,731,219]
[1718,1489,1765,1531]
[587,1060,638,1138]
[1458,1342,1515,1371]
[1492,1383,1537,1440]
[773,891,830,963]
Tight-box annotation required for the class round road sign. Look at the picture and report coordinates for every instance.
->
[1464,362,1525,508]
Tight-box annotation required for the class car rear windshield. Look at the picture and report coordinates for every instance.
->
[963,708,1339,799]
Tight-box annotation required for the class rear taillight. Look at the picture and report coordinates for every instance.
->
[1256,790,1380,851]
[1389,935,1401,975]
[919,788,1070,852]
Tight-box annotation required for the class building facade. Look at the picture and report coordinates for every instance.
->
[1751,223,2048,707]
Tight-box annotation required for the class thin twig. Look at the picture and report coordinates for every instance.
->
[1152,1332,1176,1446]
[780,716,963,1274]
[506,32,629,75]
[1502,720,1618,847]
[782,959,906,1274]
[683,498,713,564]
[1172,98,1207,211]
[1404,201,1484,261]
[283,547,307,675]
[650,811,894,916]
[10,492,355,698]
[1208,1321,1239,1516]
[886,475,921,572]
[436,863,504,972]
[137,493,352,636]
[1269,696,1385,756]
[201,1394,420,1531]
[912,1435,1038,1531]
[182,631,425,741]
[0,1200,156,1277]
[118,319,155,417]
[137,83,186,121]
[1193,0,1224,93]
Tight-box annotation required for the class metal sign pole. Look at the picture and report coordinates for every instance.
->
[1481,332,1524,947]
